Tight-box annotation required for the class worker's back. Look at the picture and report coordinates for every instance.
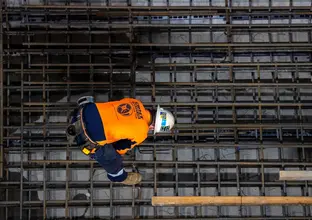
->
[67,95,175,185]
[83,98,151,148]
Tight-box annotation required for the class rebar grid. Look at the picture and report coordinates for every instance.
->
[1,0,312,219]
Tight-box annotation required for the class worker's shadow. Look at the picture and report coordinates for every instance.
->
[0,171,43,220]
[108,90,125,102]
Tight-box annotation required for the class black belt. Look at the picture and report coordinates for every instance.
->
[66,108,100,156]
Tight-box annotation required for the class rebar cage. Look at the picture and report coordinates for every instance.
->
[1,0,312,219]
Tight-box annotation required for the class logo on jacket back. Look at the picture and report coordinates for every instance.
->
[117,103,133,116]
[132,102,143,119]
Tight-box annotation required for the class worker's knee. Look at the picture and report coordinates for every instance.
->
[92,145,124,175]
[93,145,118,161]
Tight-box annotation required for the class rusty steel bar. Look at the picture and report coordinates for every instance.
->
[1,180,312,187]
[19,5,312,10]
[19,102,312,107]
[5,9,312,17]
[8,160,312,166]
[19,62,24,218]
[0,0,3,180]
[153,62,312,67]
[19,82,312,87]
[22,42,312,47]
[4,123,312,129]
[5,26,312,33]
[20,23,312,29]
[5,143,312,150]
[3,66,312,73]
[19,62,312,67]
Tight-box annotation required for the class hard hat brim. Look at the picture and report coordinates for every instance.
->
[153,105,161,135]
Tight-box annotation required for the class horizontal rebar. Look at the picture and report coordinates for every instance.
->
[22,42,312,47]
[18,82,312,87]
[0,180,310,187]
[11,160,312,166]
[5,143,312,150]
[3,123,312,130]
[19,5,312,10]
[20,23,312,29]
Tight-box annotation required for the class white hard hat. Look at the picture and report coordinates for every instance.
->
[154,105,175,134]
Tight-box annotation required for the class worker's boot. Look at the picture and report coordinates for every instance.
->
[121,172,142,185]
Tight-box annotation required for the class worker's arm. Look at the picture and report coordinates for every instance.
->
[113,138,143,155]
[124,121,148,148]
[110,120,148,155]
[112,139,136,151]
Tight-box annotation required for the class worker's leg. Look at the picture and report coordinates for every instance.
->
[92,144,128,182]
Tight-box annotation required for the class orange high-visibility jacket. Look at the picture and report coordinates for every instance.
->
[81,98,151,155]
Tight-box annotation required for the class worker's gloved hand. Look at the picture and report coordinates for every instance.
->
[112,139,136,151]
[89,154,96,160]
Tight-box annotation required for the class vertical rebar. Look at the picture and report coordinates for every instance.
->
[42,66,47,219]
[151,53,157,219]
[108,8,113,100]
[3,0,8,208]
[5,65,9,220]
[129,1,136,98]
[19,62,24,220]
[64,28,71,220]
[109,181,113,218]
[89,164,93,218]
[130,1,137,206]
[0,0,4,180]
[172,60,179,216]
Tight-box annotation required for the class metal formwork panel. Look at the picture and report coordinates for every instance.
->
[1,0,312,219]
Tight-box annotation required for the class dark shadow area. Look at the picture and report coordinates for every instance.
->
[0,172,43,220]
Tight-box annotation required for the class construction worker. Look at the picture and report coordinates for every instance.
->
[66,96,175,185]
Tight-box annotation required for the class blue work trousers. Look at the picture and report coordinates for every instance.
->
[91,144,128,182]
